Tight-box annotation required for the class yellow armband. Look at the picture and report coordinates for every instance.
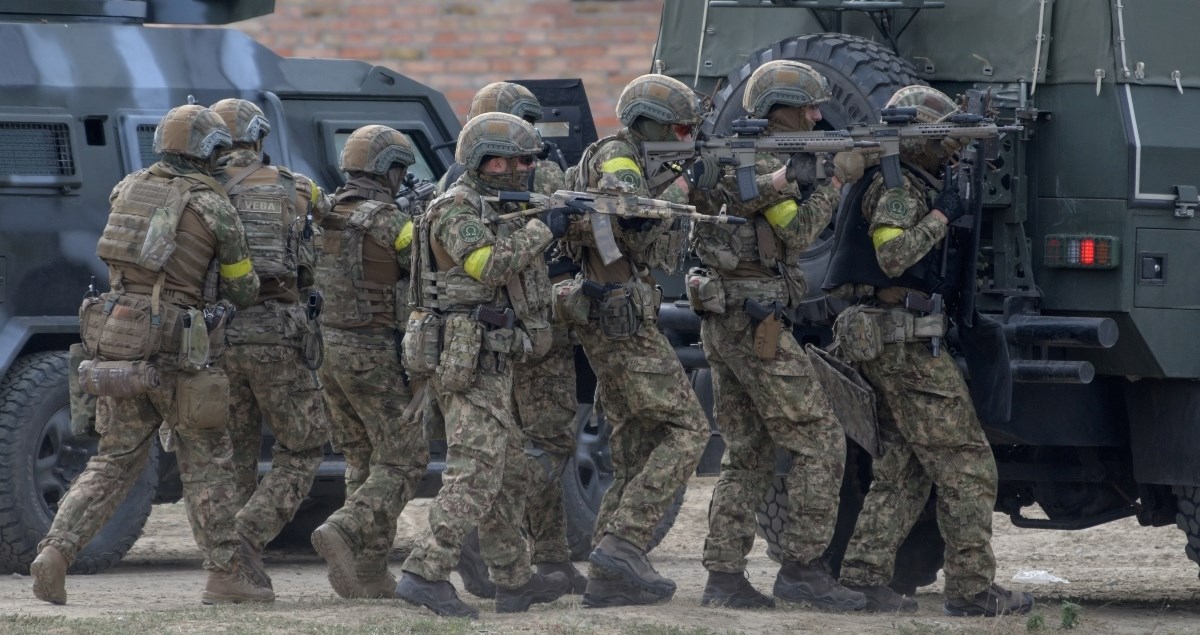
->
[219,258,253,279]
[464,245,493,281]
[394,220,414,251]
[871,227,904,249]
[763,200,798,228]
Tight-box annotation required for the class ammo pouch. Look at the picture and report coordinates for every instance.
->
[521,316,553,361]
[79,293,168,361]
[77,359,160,398]
[436,313,483,392]
[684,267,726,314]
[596,281,660,340]
[833,306,947,363]
[180,308,211,371]
[174,368,229,430]
[402,309,443,376]
[223,301,306,347]
[552,278,592,326]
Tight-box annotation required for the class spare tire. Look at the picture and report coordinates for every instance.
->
[705,34,923,321]
[0,351,157,575]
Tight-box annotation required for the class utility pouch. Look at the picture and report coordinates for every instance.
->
[521,317,553,361]
[598,287,640,340]
[437,313,483,392]
[174,368,229,430]
[89,294,164,361]
[402,309,443,376]
[552,278,592,326]
[780,262,809,310]
[684,267,726,314]
[78,296,105,357]
[68,343,98,437]
[180,308,211,370]
[78,359,160,398]
[833,305,885,363]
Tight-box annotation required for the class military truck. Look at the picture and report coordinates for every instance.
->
[646,0,1200,590]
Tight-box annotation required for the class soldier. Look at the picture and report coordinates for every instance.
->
[31,105,269,605]
[308,125,427,600]
[826,86,1035,617]
[445,82,588,599]
[208,98,329,592]
[558,74,709,608]
[682,61,867,610]
[394,112,570,618]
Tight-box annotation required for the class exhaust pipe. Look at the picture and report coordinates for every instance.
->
[1003,315,1118,349]
[1010,360,1095,384]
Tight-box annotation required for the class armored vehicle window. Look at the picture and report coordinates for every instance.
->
[332,129,436,182]
[0,121,77,185]
[136,124,161,168]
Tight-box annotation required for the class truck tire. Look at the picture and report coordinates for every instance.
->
[1174,485,1200,575]
[563,402,684,561]
[705,34,922,314]
[0,351,157,575]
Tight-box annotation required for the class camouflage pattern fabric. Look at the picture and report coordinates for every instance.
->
[575,326,707,555]
[401,361,535,590]
[839,340,997,600]
[40,354,240,572]
[700,307,846,573]
[531,159,565,196]
[862,171,947,278]
[513,323,577,563]
[320,332,426,569]
[222,335,326,549]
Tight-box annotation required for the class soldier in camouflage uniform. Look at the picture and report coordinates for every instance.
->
[826,86,1034,617]
[32,105,270,605]
[209,98,329,592]
[395,112,570,618]
[683,61,867,611]
[308,126,427,600]
[442,82,588,599]
[558,74,708,608]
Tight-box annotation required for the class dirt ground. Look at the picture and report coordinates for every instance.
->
[2,476,1199,634]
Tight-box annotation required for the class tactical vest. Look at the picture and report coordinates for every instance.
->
[97,165,224,302]
[221,162,303,293]
[316,195,403,330]
[822,165,944,295]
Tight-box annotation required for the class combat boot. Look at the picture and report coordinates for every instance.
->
[581,575,670,609]
[394,571,478,619]
[201,567,275,604]
[944,583,1034,617]
[356,558,398,599]
[456,528,496,599]
[237,531,271,590]
[701,570,775,608]
[30,544,68,605]
[311,523,368,598]
[844,584,918,613]
[773,560,866,611]
[495,571,571,613]
[588,534,676,598]
[536,561,589,594]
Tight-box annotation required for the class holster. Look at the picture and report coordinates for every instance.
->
[744,298,783,361]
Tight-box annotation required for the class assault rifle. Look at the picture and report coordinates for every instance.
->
[488,188,747,265]
[395,173,437,213]
[642,120,879,201]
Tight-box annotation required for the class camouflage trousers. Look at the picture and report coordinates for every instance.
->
[513,324,577,564]
[40,354,239,572]
[699,308,846,573]
[319,329,426,567]
[223,335,326,550]
[839,339,998,600]
[402,353,535,590]
[575,322,707,562]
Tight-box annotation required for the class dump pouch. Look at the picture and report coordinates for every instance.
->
[174,368,229,430]
[77,359,160,398]
[437,313,483,392]
[833,305,885,363]
[552,278,592,326]
[684,267,726,314]
[401,309,443,376]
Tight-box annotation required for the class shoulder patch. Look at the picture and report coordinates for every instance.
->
[880,189,910,221]
[457,220,487,244]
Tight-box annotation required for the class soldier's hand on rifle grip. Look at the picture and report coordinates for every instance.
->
[786,153,820,187]
[540,206,582,239]
[833,151,866,185]
[686,154,721,190]
[932,179,965,225]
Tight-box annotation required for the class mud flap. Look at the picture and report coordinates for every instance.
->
[958,312,1011,425]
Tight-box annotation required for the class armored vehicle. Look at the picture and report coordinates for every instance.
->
[647,0,1200,590]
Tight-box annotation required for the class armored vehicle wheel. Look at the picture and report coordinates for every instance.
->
[1174,486,1200,576]
[755,447,943,595]
[0,351,156,575]
[562,402,685,561]
[705,34,922,315]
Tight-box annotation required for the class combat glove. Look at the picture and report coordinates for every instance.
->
[540,206,583,239]
[785,153,824,187]
[686,154,722,190]
[833,151,866,185]
[933,178,965,224]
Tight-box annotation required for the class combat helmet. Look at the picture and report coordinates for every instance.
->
[886,85,958,124]
[340,125,416,175]
[468,82,543,123]
[210,98,271,144]
[743,60,831,117]
[153,105,232,160]
[616,74,702,127]
[454,112,543,171]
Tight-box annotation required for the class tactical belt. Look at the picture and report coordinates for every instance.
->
[872,307,946,343]
[322,325,396,349]
[720,277,789,308]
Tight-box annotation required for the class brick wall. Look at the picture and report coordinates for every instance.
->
[235,0,666,135]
